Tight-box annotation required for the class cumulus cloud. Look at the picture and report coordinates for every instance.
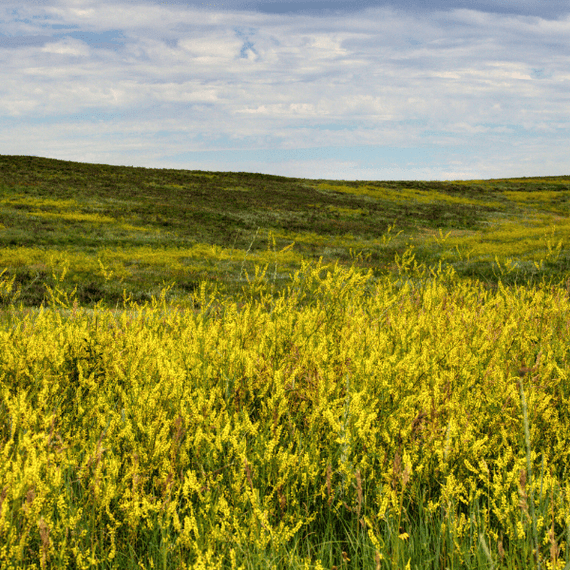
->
[0,0,569,179]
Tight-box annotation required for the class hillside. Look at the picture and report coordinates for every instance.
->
[0,154,569,307]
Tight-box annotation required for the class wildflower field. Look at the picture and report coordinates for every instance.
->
[1,156,570,568]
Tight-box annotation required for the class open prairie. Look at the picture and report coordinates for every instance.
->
[0,155,569,569]
[0,155,569,308]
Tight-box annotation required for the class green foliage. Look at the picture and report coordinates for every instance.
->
[0,155,568,308]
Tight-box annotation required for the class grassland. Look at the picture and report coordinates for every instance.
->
[1,155,570,569]
[0,155,569,308]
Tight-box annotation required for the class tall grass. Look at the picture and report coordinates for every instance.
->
[1,239,569,568]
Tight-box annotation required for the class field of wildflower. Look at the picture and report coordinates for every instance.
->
[1,243,570,569]
[1,156,570,568]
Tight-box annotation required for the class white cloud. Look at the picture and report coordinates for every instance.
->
[179,34,243,62]
[0,1,569,179]
[40,37,90,56]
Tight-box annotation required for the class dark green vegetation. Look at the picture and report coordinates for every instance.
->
[0,154,569,308]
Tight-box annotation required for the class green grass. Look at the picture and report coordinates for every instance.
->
[0,154,569,308]
[1,156,570,568]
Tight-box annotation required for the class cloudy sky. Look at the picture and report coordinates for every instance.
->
[1,0,569,180]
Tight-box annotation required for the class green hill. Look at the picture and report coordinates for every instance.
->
[0,154,568,307]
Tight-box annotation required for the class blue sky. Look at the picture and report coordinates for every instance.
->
[0,0,569,180]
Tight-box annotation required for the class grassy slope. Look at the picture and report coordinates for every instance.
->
[0,154,569,307]
[1,155,570,569]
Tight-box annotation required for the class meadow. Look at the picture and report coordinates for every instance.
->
[0,155,570,569]
[1,155,569,307]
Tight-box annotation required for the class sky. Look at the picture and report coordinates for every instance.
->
[0,0,569,181]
